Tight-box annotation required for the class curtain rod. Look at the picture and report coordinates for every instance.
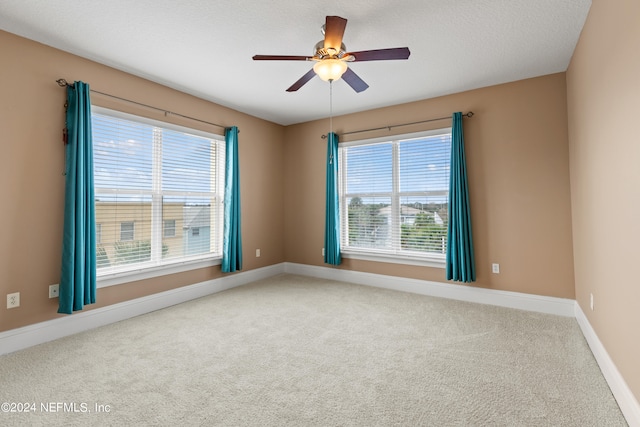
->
[321,111,474,139]
[56,79,228,131]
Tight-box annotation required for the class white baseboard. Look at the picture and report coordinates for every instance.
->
[0,262,571,357]
[575,304,640,427]
[284,262,575,317]
[0,263,285,356]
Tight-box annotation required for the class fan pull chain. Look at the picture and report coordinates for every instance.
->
[329,80,333,134]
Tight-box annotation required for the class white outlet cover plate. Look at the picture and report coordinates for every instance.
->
[49,284,59,298]
[7,292,20,308]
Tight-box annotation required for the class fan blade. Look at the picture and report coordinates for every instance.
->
[342,68,369,93]
[253,55,312,61]
[324,16,347,51]
[286,68,317,92]
[348,47,411,62]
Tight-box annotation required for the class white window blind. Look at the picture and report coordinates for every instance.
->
[92,107,225,276]
[339,129,451,262]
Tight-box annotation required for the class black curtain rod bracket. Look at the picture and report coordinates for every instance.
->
[321,111,474,139]
[56,79,230,132]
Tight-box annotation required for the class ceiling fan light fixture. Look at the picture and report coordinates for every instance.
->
[253,15,409,92]
[313,59,348,82]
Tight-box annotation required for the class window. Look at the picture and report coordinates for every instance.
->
[339,128,451,265]
[120,221,135,241]
[163,219,176,238]
[92,107,225,278]
[96,223,102,244]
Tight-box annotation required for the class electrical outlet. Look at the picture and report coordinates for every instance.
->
[492,263,500,274]
[49,284,60,299]
[7,292,20,309]
[256,249,261,258]
[322,248,325,257]
[590,293,594,311]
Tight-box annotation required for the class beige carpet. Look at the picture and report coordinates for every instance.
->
[0,274,627,426]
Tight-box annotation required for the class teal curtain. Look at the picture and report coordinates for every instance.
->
[446,112,476,282]
[222,126,242,272]
[58,81,96,314]
[324,132,341,265]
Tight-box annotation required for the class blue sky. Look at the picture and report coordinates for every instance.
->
[343,134,451,204]
[92,113,216,200]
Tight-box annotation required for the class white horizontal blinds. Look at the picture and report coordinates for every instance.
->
[160,128,223,261]
[342,142,392,251]
[397,134,451,255]
[92,110,224,274]
[340,130,451,258]
[93,113,154,269]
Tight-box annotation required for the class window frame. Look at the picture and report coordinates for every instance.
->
[338,128,451,268]
[92,106,225,288]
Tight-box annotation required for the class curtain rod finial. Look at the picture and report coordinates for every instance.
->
[56,79,69,87]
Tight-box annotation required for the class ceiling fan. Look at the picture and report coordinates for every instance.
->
[253,16,410,93]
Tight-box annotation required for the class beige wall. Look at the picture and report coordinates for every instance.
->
[567,0,640,401]
[285,73,575,299]
[0,30,286,332]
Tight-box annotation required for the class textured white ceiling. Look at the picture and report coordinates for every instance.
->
[0,0,591,125]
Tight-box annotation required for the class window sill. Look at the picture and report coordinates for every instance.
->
[97,257,221,288]
[341,250,445,268]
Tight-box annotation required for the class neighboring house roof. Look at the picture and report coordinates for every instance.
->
[183,205,210,229]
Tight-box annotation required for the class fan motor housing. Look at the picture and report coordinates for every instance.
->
[314,40,348,59]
